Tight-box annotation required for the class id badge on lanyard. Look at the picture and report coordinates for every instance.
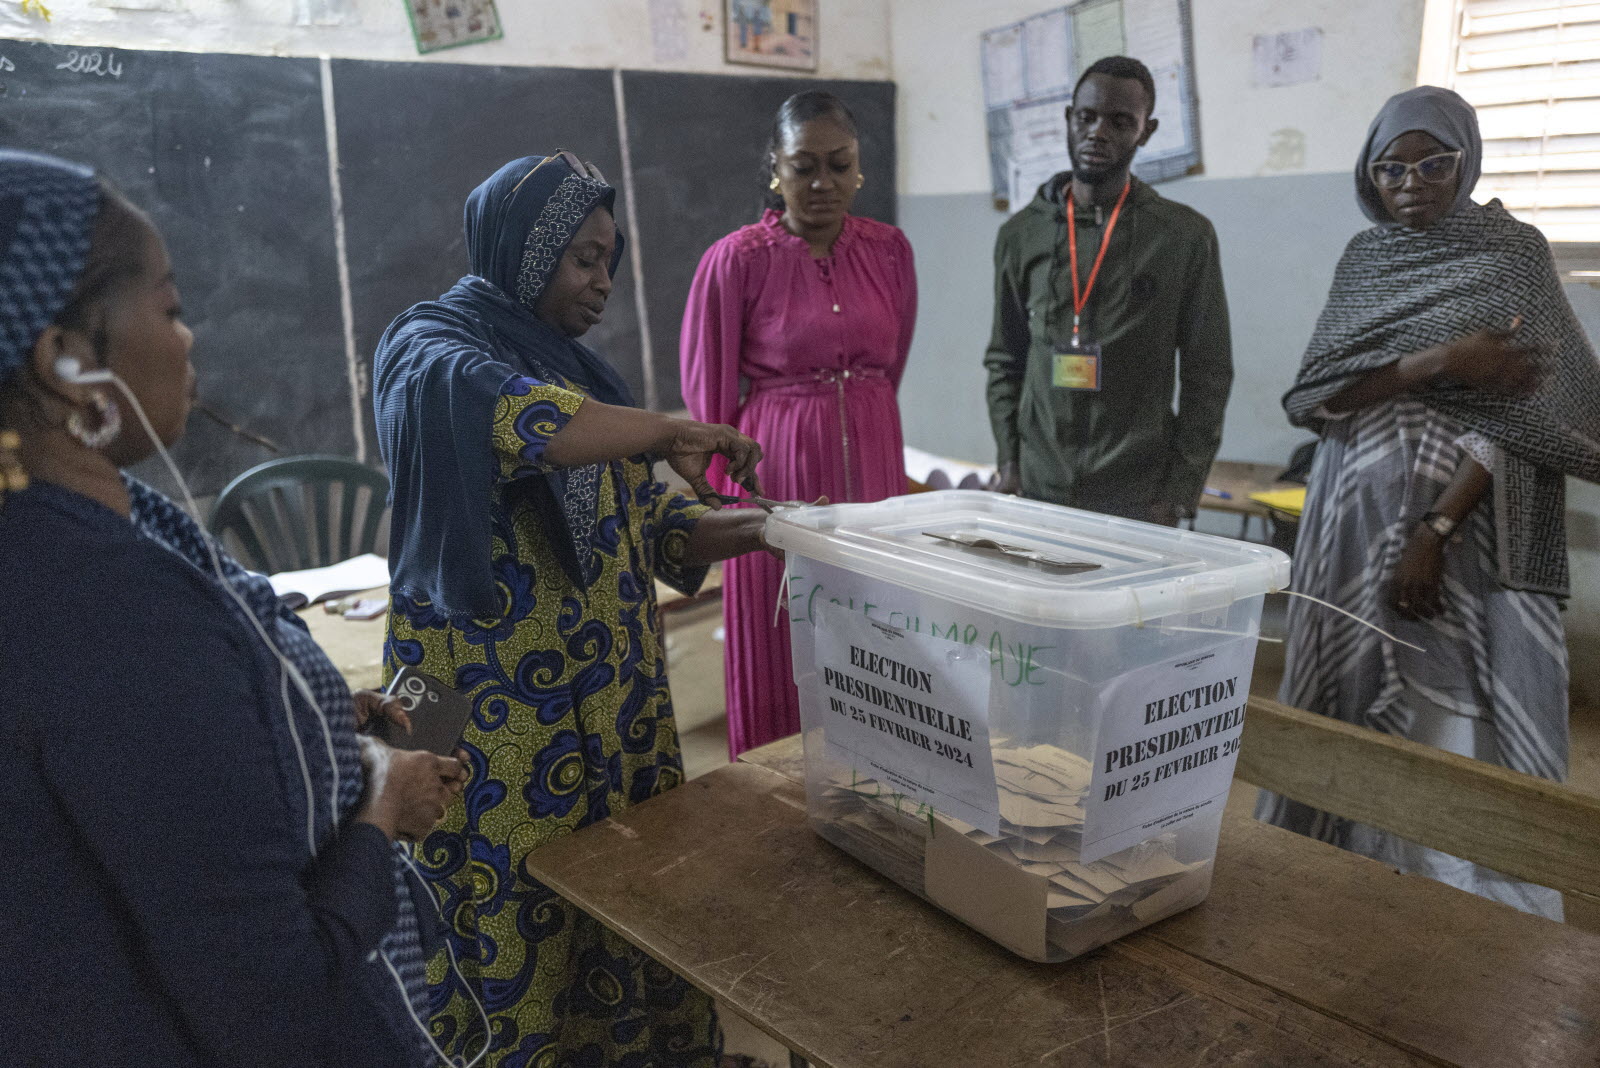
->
[1053,338,1102,391]
[1054,181,1129,393]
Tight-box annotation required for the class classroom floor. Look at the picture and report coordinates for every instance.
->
[662,590,1600,1067]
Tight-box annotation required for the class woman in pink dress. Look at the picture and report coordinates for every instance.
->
[681,91,918,759]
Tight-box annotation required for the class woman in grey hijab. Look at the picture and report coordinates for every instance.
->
[1262,87,1600,918]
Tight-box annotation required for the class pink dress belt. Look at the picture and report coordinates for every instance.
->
[747,367,890,391]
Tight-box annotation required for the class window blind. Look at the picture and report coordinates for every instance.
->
[1450,0,1600,243]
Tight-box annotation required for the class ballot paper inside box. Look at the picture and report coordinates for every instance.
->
[766,491,1290,963]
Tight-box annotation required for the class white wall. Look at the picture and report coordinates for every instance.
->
[1188,0,1423,179]
[892,0,1425,196]
[0,0,892,79]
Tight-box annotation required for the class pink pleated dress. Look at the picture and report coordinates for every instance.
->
[681,210,917,759]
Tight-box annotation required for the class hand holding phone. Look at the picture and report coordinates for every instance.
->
[372,667,477,757]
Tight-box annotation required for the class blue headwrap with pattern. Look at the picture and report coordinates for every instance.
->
[374,153,636,618]
[0,151,101,386]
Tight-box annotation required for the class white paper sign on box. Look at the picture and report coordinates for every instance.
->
[812,607,1001,835]
[1081,638,1257,863]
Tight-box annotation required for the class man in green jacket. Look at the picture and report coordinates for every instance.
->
[985,55,1232,524]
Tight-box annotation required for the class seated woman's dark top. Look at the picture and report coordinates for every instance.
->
[0,481,415,1067]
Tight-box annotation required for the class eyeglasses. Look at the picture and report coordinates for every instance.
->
[555,150,607,184]
[510,151,608,195]
[1368,150,1462,190]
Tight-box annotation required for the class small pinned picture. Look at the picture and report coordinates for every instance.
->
[407,0,503,55]
[725,0,817,71]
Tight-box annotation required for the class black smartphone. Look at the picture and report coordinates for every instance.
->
[374,667,476,757]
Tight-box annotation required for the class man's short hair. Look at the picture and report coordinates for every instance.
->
[1072,55,1156,117]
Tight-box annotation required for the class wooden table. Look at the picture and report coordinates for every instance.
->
[297,586,389,692]
[295,573,722,693]
[526,734,1600,1068]
[1201,460,1301,541]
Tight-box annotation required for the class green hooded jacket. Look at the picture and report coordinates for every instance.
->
[984,172,1232,519]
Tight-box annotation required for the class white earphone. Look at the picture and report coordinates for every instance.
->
[54,355,117,385]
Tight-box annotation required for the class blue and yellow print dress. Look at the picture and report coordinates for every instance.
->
[385,374,720,1067]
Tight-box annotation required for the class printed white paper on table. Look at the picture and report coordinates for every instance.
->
[269,553,390,610]
[1081,637,1257,863]
[813,607,1001,835]
[1252,27,1323,88]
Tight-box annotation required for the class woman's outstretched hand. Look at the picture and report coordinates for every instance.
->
[660,418,764,504]
[544,402,762,502]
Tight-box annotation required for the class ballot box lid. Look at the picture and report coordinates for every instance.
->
[765,491,1291,630]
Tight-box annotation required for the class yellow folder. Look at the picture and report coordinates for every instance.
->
[1247,487,1307,518]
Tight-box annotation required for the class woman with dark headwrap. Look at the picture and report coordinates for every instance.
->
[1261,88,1600,917]
[0,151,465,1067]
[374,153,769,1065]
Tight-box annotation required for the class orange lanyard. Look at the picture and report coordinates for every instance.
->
[1065,180,1131,343]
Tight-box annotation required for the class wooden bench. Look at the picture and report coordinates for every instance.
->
[1237,695,1600,932]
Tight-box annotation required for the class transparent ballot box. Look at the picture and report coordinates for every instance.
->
[766,491,1292,962]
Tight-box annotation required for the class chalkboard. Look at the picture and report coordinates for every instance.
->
[0,40,897,495]
[330,60,636,453]
[0,41,350,496]
[623,71,897,410]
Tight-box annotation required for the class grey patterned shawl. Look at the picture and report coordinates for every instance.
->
[1285,200,1600,596]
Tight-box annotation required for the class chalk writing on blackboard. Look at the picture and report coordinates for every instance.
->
[54,50,123,78]
[0,57,14,73]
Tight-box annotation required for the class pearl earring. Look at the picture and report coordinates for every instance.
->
[856,173,865,189]
[770,176,780,191]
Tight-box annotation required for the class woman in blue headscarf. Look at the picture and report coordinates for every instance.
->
[1263,88,1600,918]
[374,153,769,1065]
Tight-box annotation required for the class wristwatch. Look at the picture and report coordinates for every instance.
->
[1421,511,1459,540]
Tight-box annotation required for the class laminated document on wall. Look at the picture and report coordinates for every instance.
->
[983,0,1202,210]
[1121,0,1201,182]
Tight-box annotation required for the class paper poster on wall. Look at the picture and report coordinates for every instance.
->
[1252,27,1323,87]
[407,0,503,55]
[1139,65,1191,161]
[1080,638,1256,863]
[648,0,691,63]
[983,0,1201,210]
[1022,8,1075,99]
[1072,0,1125,73]
[981,22,1028,110]
[1007,94,1071,208]
[983,9,1074,211]
[293,0,357,26]
[812,607,1001,835]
